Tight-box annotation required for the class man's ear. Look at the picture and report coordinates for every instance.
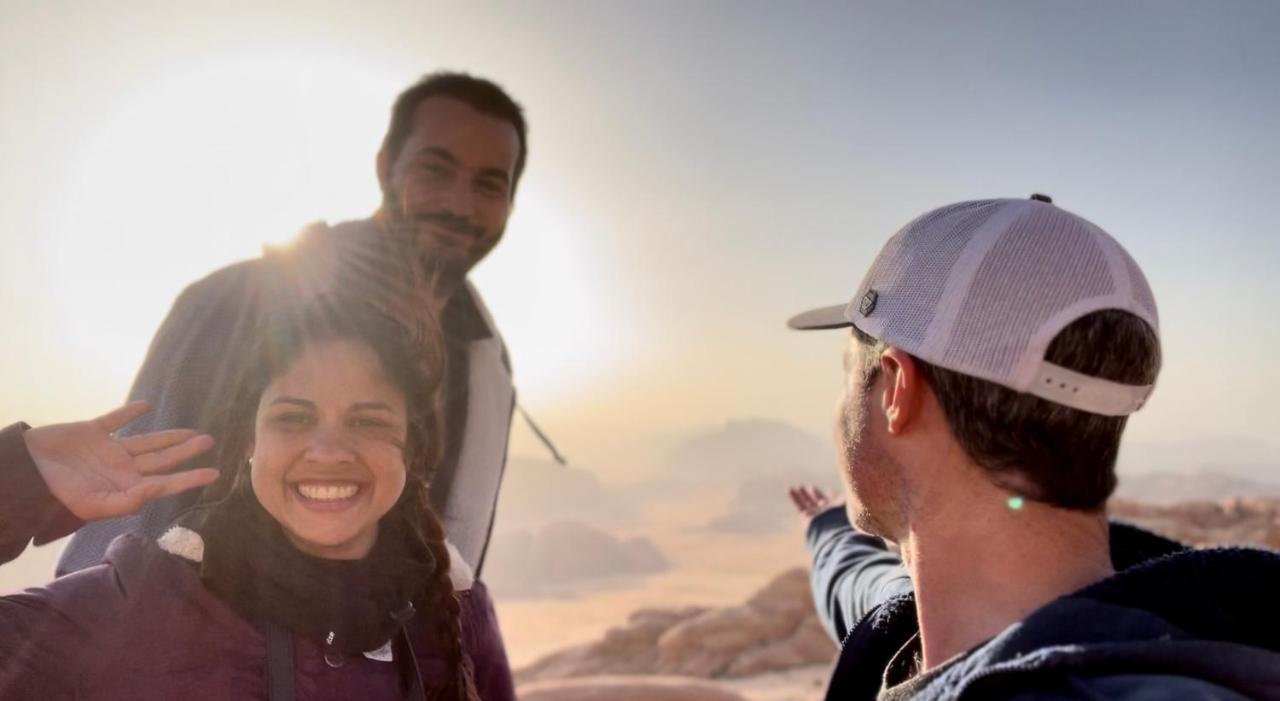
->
[880,347,924,435]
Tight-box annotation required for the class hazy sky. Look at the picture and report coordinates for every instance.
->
[3,1,1278,479]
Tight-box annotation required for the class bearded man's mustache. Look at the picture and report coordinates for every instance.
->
[403,211,486,241]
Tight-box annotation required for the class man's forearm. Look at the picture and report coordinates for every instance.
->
[806,505,912,643]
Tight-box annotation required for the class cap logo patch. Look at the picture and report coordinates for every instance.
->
[859,290,879,317]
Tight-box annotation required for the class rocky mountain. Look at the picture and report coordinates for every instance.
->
[484,520,670,597]
[494,458,640,530]
[665,420,835,487]
[519,676,756,701]
[513,496,1280,700]
[707,477,839,534]
[1114,468,1280,505]
[653,419,841,534]
[1109,496,1280,549]
[516,567,835,683]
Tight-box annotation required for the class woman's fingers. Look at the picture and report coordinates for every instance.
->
[130,469,221,505]
[133,434,216,474]
[119,429,199,456]
[90,468,219,518]
[93,400,152,434]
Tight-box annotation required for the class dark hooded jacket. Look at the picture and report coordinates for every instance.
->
[807,505,1280,700]
[0,422,516,701]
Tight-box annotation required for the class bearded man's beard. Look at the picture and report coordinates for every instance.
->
[384,214,467,288]
[381,193,480,290]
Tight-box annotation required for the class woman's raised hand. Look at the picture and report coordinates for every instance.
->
[22,401,219,521]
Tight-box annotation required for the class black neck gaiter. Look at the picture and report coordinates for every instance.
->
[184,489,436,654]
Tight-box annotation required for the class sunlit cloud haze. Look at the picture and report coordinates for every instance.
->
[3,0,1279,485]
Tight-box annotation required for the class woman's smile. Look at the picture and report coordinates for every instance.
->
[292,480,365,507]
[250,338,409,560]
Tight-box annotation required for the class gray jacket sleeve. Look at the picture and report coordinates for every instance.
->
[56,259,264,574]
[805,505,913,643]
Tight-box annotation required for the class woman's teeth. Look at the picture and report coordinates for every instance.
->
[296,483,359,501]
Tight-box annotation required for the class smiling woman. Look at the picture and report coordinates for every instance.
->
[0,293,516,700]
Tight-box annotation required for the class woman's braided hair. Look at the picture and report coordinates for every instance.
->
[198,227,480,700]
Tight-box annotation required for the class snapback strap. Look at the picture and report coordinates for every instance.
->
[1030,362,1152,416]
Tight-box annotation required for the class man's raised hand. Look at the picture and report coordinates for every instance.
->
[788,484,841,526]
[22,401,218,521]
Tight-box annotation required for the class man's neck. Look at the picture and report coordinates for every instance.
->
[899,481,1113,670]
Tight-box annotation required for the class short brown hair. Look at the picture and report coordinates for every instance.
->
[379,71,528,198]
[855,309,1160,510]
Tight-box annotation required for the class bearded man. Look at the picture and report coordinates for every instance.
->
[56,72,527,583]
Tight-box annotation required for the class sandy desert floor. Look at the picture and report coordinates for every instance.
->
[492,488,815,669]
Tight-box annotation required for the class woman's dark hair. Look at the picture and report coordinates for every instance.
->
[199,294,479,700]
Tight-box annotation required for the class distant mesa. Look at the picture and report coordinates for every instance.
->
[659,419,840,533]
[706,476,840,534]
[665,419,835,485]
[495,458,639,530]
[484,520,670,598]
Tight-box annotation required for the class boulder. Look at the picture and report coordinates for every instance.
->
[517,567,837,682]
[518,676,751,701]
[655,568,829,677]
[1110,497,1280,549]
[723,615,835,678]
[515,607,708,682]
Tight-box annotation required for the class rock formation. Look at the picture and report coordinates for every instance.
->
[485,520,670,597]
[512,495,1279,701]
[1109,496,1280,549]
[517,568,836,683]
[519,676,752,701]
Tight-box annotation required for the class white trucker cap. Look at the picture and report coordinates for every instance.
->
[788,195,1159,416]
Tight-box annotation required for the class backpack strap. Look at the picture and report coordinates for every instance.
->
[264,622,296,701]
[394,624,428,701]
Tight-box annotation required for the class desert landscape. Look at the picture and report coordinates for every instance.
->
[3,419,1277,701]
[481,421,1280,700]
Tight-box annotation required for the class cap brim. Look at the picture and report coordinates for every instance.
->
[787,304,851,330]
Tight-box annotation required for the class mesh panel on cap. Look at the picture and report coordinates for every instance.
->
[942,204,1115,378]
[1123,252,1159,324]
[868,201,1002,348]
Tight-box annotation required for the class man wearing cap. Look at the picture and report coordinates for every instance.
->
[787,196,1280,699]
[54,72,526,582]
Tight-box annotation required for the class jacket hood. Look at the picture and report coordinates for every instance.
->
[927,546,1280,700]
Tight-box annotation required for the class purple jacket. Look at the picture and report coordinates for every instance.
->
[0,423,516,701]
